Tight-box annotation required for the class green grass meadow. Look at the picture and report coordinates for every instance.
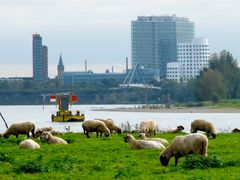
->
[0,132,239,179]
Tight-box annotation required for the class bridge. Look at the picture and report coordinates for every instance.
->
[119,63,161,90]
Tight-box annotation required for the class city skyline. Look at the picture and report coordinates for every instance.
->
[0,0,239,78]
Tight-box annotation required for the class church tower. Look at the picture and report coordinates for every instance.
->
[57,54,64,79]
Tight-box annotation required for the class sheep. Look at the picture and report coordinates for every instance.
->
[191,119,217,139]
[82,120,110,138]
[35,127,53,138]
[139,120,157,136]
[3,121,35,138]
[19,139,40,150]
[49,128,63,135]
[40,131,67,144]
[124,134,165,150]
[166,125,185,133]
[232,128,240,133]
[97,119,121,134]
[138,133,169,146]
[160,133,208,166]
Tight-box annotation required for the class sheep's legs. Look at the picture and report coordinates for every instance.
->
[174,156,179,166]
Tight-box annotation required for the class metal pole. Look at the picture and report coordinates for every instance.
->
[0,112,8,129]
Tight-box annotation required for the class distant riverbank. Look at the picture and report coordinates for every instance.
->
[94,106,240,113]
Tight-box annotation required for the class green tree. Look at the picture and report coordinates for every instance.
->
[209,50,240,98]
[195,69,227,101]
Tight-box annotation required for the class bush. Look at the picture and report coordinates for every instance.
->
[182,155,223,169]
[0,152,13,162]
[13,160,44,174]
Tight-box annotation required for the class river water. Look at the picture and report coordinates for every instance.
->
[0,105,239,133]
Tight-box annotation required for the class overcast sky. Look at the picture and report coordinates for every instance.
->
[0,0,239,78]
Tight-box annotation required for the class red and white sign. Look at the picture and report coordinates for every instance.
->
[71,95,78,102]
[50,95,56,102]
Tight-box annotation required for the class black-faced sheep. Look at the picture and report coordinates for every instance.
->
[40,131,67,144]
[19,139,40,150]
[160,133,208,166]
[124,134,165,150]
[3,121,35,138]
[98,119,121,134]
[167,125,185,133]
[82,120,110,138]
[35,127,53,138]
[191,119,217,139]
[138,133,169,146]
[232,128,240,133]
[139,120,157,136]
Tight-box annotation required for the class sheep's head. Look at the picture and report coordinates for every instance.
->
[211,133,217,139]
[35,130,43,138]
[104,132,110,137]
[116,128,122,134]
[3,133,9,139]
[40,131,50,140]
[138,133,146,139]
[177,125,184,131]
[160,154,170,166]
[124,134,134,143]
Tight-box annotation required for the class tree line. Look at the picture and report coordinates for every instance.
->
[0,50,239,105]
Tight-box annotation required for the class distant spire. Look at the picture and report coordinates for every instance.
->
[57,54,64,79]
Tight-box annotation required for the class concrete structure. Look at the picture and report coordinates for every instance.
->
[32,34,48,82]
[166,37,210,82]
[131,15,195,78]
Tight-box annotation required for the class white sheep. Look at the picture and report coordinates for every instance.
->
[191,119,217,139]
[40,131,67,144]
[82,120,110,138]
[97,119,121,134]
[35,127,53,138]
[166,125,185,133]
[138,133,169,146]
[19,139,40,150]
[49,128,63,135]
[160,133,208,166]
[3,121,35,138]
[139,120,157,136]
[124,134,165,150]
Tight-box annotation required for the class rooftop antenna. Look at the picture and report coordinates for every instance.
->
[85,60,87,72]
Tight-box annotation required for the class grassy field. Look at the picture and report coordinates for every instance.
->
[0,132,239,179]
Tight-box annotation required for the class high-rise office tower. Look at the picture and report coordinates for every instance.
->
[32,33,48,81]
[57,54,64,79]
[131,15,195,78]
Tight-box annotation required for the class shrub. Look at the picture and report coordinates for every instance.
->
[13,160,44,174]
[182,155,223,169]
[0,152,13,162]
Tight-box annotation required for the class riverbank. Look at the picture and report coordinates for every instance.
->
[94,106,240,113]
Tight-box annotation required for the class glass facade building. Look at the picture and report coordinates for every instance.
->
[32,34,48,82]
[131,15,195,78]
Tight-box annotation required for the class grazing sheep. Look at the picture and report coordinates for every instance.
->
[35,127,53,138]
[124,134,165,150]
[40,131,67,144]
[232,128,240,133]
[139,120,157,136]
[138,133,169,146]
[82,120,110,138]
[167,125,185,133]
[98,119,121,134]
[19,139,40,150]
[160,133,208,166]
[3,121,35,138]
[191,119,217,139]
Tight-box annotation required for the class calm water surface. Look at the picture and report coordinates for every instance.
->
[0,105,239,133]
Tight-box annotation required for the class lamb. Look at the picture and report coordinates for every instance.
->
[166,125,185,133]
[82,120,111,138]
[35,127,53,138]
[160,133,208,166]
[138,133,169,146]
[139,120,157,136]
[40,131,67,144]
[19,139,40,150]
[49,128,63,135]
[191,119,217,139]
[124,134,165,150]
[3,121,35,138]
[97,119,121,134]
